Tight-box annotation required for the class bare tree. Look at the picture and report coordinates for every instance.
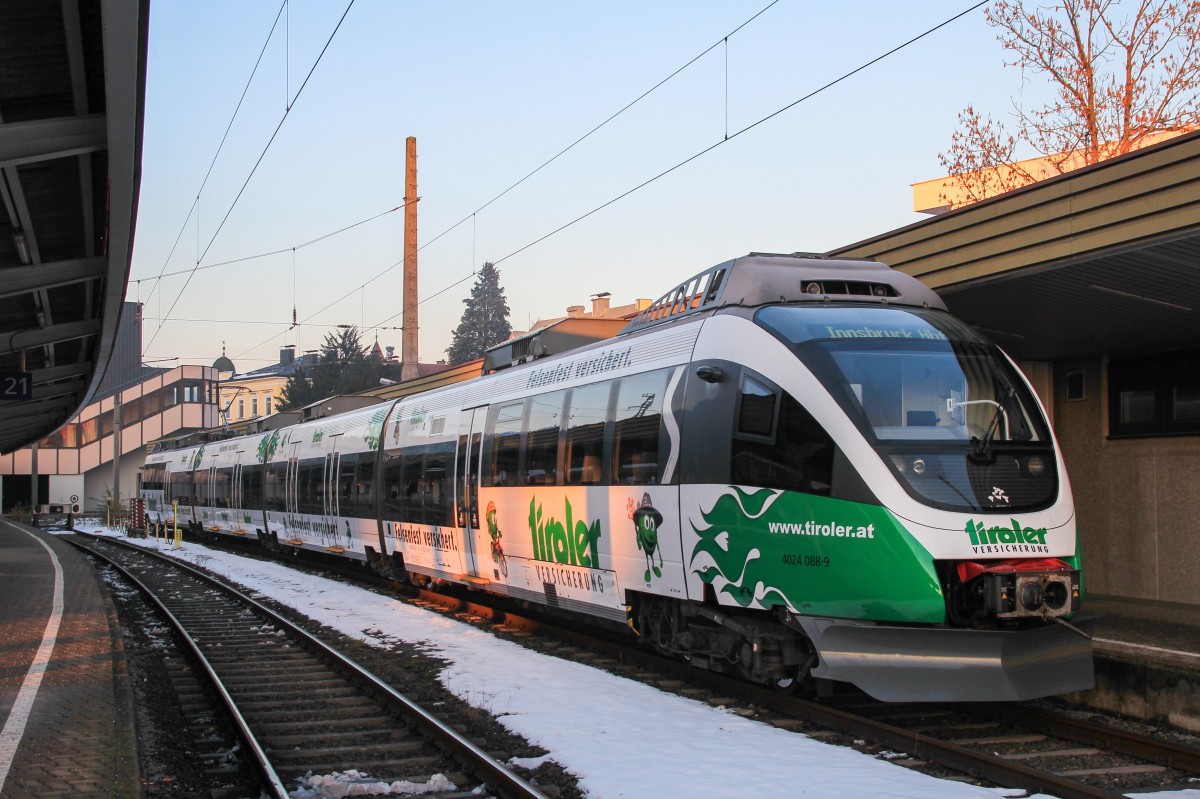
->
[939,0,1200,209]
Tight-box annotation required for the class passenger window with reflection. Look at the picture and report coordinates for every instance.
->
[613,370,668,485]
[566,382,612,485]
[525,391,565,485]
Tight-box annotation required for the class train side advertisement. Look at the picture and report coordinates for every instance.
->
[473,486,685,612]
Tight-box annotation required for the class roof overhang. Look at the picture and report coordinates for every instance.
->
[829,130,1200,361]
[0,0,149,454]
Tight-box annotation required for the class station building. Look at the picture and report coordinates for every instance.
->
[831,128,1200,606]
[0,303,218,512]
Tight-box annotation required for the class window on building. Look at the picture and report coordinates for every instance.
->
[1109,348,1200,437]
[252,397,259,417]
[266,395,273,415]
[238,398,245,419]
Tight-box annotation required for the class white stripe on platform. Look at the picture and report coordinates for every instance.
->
[0,522,65,794]
[1093,637,1200,661]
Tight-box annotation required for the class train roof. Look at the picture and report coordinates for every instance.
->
[619,253,947,336]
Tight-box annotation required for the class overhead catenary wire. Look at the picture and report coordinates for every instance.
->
[142,1,288,310]
[223,2,984,366]
[417,0,783,256]
[230,0,783,362]
[132,203,404,287]
[365,0,988,333]
[147,0,357,352]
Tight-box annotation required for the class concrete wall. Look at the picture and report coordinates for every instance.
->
[1053,357,1200,606]
[82,450,145,511]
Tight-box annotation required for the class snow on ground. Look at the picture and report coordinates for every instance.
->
[73,524,1200,799]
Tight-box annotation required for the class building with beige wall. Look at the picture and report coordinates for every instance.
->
[216,345,318,426]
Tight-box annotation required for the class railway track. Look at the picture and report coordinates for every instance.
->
[87,529,1200,798]
[69,534,548,799]
[404,588,1200,799]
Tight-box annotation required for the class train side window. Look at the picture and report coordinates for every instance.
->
[402,451,424,523]
[264,461,286,511]
[337,454,358,516]
[297,459,322,515]
[525,391,565,485]
[566,381,613,485]
[242,464,264,510]
[737,375,778,439]
[732,376,834,496]
[194,469,208,506]
[381,452,404,518]
[355,456,376,519]
[171,470,191,505]
[613,370,668,485]
[215,467,234,508]
[424,444,454,526]
[484,401,525,487]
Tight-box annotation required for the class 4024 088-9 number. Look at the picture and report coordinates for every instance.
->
[781,553,830,567]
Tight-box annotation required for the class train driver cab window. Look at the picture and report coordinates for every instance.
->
[613,370,668,485]
[524,391,566,485]
[732,372,834,496]
[737,375,778,438]
[566,381,612,485]
[484,401,525,487]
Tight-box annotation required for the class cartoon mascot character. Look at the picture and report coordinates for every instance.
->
[486,500,507,577]
[630,493,663,583]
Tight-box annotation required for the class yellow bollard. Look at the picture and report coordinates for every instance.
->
[173,501,182,548]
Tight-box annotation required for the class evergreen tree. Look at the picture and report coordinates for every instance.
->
[446,263,512,365]
[279,326,400,410]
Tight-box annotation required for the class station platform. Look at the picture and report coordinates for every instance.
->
[1070,594,1200,731]
[0,519,139,798]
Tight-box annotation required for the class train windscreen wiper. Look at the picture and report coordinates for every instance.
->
[970,385,1016,462]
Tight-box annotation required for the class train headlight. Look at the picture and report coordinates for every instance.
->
[911,458,926,475]
[1027,456,1045,476]
[805,282,822,294]
[890,455,906,473]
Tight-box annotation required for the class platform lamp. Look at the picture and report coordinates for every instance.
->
[212,346,236,432]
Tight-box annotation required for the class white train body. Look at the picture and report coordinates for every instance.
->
[142,255,1093,701]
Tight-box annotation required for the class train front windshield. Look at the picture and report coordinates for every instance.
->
[756,305,1058,513]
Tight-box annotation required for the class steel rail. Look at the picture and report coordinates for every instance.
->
[72,538,291,799]
[986,703,1200,773]
[75,534,549,799]
[408,589,1145,799]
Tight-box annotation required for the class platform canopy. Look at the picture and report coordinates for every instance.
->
[829,130,1200,362]
[0,0,149,455]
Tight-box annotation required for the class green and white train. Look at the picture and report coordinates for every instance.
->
[141,254,1093,702]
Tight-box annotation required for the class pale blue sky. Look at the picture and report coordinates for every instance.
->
[129,1,1036,369]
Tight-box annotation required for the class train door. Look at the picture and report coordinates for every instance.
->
[284,453,300,543]
[203,464,217,531]
[455,407,486,579]
[321,437,343,550]
[231,458,246,534]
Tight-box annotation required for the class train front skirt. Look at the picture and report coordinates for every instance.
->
[793,616,1095,702]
